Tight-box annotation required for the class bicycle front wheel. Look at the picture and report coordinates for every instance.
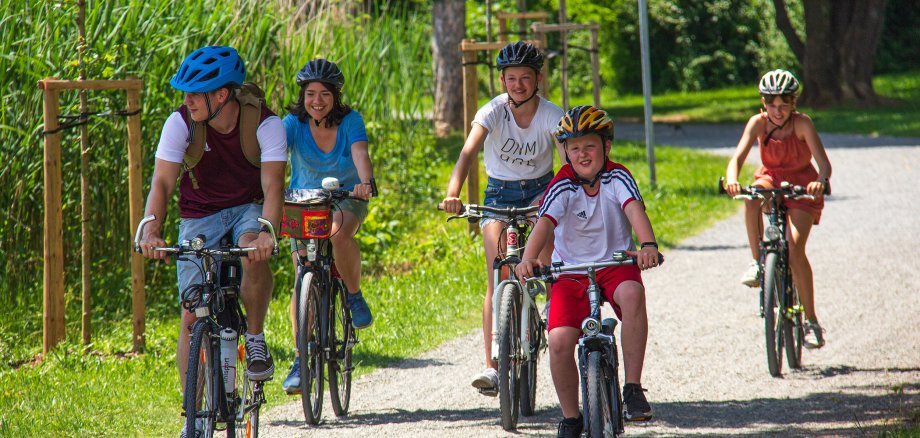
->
[497,282,522,430]
[762,253,784,377]
[297,271,325,424]
[329,279,354,417]
[585,351,616,438]
[519,303,542,417]
[235,373,262,438]
[185,319,222,438]
[784,283,803,369]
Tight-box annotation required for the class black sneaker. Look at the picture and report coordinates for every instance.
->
[245,337,275,381]
[623,383,653,421]
[556,415,583,438]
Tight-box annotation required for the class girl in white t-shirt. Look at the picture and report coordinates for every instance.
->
[440,41,564,395]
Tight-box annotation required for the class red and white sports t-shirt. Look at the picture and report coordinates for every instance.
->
[538,161,643,271]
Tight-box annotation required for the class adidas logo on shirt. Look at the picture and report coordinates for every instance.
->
[576,210,587,219]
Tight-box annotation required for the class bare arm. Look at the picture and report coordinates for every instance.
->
[796,115,832,196]
[246,160,285,262]
[515,216,555,279]
[140,159,181,260]
[725,114,763,196]
[624,200,660,270]
[441,123,489,213]
[350,140,375,199]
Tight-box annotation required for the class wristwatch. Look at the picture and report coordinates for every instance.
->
[640,241,658,249]
[259,224,271,234]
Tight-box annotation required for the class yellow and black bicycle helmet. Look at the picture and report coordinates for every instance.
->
[555,105,614,143]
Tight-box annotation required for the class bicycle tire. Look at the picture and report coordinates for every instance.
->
[497,282,522,430]
[519,306,541,417]
[329,279,353,417]
[784,283,803,369]
[762,253,784,377]
[298,271,325,425]
[185,319,222,438]
[235,376,261,438]
[585,351,615,438]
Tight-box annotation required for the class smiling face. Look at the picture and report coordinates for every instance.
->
[762,94,795,126]
[500,66,540,103]
[302,81,335,121]
[565,134,610,182]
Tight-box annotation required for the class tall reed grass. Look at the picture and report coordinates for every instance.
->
[0,0,434,362]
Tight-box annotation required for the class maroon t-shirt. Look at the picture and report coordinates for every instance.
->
[177,105,275,218]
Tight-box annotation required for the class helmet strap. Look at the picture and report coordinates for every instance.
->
[563,141,607,188]
[508,87,539,109]
[202,90,229,125]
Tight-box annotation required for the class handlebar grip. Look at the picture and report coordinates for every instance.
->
[718,177,727,195]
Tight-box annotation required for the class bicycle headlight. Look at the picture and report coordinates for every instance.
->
[581,318,600,336]
[764,225,782,241]
[189,236,205,251]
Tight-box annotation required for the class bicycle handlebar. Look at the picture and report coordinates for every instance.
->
[438,202,540,222]
[133,214,279,256]
[718,177,816,201]
[524,251,665,283]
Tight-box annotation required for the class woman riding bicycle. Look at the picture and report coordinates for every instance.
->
[724,69,832,349]
[515,106,660,437]
[281,58,376,394]
[440,41,564,395]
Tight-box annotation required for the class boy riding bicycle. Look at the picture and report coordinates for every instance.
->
[515,106,661,438]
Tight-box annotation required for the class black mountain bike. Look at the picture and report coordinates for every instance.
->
[281,181,375,425]
[134,214,278,438]
[720,177,818,377]
[527,251,662,438]
[443,203,546,431]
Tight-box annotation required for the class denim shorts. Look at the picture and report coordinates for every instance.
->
[176,203,262,302]
[480,172,553,228]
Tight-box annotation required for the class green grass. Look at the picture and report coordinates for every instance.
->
[552,70,920,138]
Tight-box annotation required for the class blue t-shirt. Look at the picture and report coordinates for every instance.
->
[284,110,368,190]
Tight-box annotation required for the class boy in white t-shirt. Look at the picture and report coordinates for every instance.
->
[441,41,565,395]
[515,106,661,438]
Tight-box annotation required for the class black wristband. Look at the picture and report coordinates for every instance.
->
[640,241,658,249]
[259,224,271,234]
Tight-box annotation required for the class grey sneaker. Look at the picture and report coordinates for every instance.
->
[245,336,275,381]
[740,260,761,287]
[180,419,203,438]
[804,320,826,349]
[471,368,498,396]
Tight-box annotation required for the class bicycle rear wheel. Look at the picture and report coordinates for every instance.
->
[185,319,222,438]
[585,351,616,438]
[297,271,325,424]
[762,253,784,377]
[519,304,542,417]
[234,371,262,438]
[497,282,522,430]
[329,279,354,417]
[784,283,804,369]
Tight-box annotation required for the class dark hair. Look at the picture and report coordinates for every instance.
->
[287,81,352,128]
[760,93,795,104]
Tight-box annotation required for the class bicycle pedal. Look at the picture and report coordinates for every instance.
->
[478,388,498,397]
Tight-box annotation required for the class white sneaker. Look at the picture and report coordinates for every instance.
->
[740,260,761,287]
[804,320,826,349]
[471,368,498,396]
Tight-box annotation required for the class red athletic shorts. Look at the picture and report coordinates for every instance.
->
[547,264,643,331]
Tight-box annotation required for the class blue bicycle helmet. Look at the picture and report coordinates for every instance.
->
[296,59,345,90]
[170,46,246,93]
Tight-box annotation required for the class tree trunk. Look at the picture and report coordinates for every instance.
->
[774,0,886,108]
[432,0,466,137]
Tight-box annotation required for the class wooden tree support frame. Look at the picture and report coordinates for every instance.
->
[460,39,544,234]
[531,22,602,110]
[37,78,146,353]
[495,11,552,96]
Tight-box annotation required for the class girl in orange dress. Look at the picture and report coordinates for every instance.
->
[725,69,832,349]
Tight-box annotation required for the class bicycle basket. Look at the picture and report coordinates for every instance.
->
[281,203,332,239]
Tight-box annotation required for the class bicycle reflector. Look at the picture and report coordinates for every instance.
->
[582,317,601,336]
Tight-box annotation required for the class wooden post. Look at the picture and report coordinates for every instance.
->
[126,81,145,352]
[461,39,480,234]
[559,1,569,110]
[40,80,65,354]
[589,28,601,108]
[77,0,92,348]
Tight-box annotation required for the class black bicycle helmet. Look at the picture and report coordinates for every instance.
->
[296,58,345,90]
[496,41,544,72]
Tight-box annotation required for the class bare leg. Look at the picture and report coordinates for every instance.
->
[787,209,817,320]
[482,220,505,369]
[548,326,582,419]
[239,233,273,334]
[613,280,648,384]
[329,211,362,294]
[177,310,197,389]
[743,199,763,261]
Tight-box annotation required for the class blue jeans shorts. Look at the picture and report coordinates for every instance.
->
[480,172,553,228]
[176,203,262,302]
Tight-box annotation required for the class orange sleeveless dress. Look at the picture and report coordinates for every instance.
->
[753,112,824,224]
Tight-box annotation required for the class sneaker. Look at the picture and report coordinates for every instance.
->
[180,419,203,438]
[347,292,374,329]
[281,360,301,394]
[623,383,653,421]
[740,260,761,287]
[556,415,584,438]
[804,320,826,349]
[471,368,498,396]
[244,336,275,381]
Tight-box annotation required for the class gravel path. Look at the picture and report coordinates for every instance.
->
[261,125,920,437]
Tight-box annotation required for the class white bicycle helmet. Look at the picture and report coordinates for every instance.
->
[759,69,800,95]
